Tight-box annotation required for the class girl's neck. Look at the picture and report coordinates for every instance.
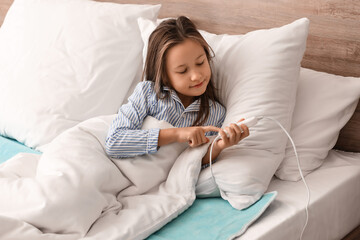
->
[177,92,195,108]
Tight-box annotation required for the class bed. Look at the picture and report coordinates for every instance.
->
[0,0,359,239]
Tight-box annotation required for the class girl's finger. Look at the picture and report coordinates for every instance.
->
[189,135,196,147]
[201,128,210,144]
[219,129,229,144]
[200,133,209,144]
[231,123,243,142]
[240,124,249,139]
[194,133,201,147]
[237,118,245,124]
[228,124,237,143]
[202,126,221,133]
[188,136,193,146]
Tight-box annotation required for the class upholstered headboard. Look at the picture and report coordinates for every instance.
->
[1,0,359,152]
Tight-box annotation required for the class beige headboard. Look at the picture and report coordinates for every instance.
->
[1,0,359,152]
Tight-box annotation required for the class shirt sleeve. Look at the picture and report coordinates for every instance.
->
[206,102,226,136]
[105,82,160,158]
[216,106,226,128]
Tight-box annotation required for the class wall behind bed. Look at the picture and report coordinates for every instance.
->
[0,0,359,152]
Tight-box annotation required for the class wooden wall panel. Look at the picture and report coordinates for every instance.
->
[96,0,360,78]
[0,0,359,152]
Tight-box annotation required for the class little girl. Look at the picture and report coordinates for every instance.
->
[105,16,249,168]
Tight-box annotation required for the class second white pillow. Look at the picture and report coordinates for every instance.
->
[276,68,360,181]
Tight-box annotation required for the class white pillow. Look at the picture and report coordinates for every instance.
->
[138,18,309,209]
[0,0,160,149]
[276,68,360,181]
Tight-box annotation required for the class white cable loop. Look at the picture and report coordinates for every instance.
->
[208,116,310,240]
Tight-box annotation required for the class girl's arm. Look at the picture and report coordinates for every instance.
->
[105,82,157,158]
[158,126,221,147]
[201,121,250,166]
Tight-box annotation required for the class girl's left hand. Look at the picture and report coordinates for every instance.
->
[215,118,250,150]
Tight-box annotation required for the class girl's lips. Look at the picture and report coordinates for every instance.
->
[191,81,204,88]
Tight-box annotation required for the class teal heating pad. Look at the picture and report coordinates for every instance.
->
[0,135,276,239]
[147,191,277,240]
[0,135,40,164]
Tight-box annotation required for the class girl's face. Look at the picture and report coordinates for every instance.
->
[165,38,211,108]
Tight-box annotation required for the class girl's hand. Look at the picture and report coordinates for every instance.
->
[176,126,221,147]
[215,119,250,151]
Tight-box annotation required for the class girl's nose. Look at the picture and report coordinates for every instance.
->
[190,70,202,81]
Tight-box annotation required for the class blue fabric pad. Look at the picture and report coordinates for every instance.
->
[0,135,40,164]
[147,191,277,240]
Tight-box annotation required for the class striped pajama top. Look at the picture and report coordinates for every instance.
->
[105,81,226,166]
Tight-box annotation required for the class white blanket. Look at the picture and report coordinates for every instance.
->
[0,115,210,240]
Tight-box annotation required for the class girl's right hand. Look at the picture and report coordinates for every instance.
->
[176,126,220,147]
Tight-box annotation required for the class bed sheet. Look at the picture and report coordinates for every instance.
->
[240,149,360,240]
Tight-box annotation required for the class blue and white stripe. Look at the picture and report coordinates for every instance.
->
[105,81,226,160]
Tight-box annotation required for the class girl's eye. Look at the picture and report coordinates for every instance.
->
[177,69,187,74]
[196,60,205,66]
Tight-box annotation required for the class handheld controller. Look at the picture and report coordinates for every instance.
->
[235,116,260,128]
[216,116,262,140]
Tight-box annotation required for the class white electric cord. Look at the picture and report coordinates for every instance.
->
[208,116,310,240]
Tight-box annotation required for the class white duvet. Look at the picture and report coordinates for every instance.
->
[0,115,210,240]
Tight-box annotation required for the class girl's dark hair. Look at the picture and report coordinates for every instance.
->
[142,16,219,126]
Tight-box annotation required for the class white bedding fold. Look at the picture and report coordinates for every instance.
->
[0,115,210,240]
